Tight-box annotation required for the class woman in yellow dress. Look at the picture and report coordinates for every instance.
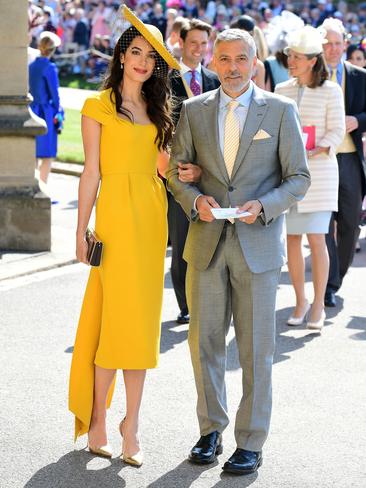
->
[69,7,180,466]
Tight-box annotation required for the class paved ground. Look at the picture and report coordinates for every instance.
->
[59,87,96,111]
[0,174,80,281]
[1,172,366,487]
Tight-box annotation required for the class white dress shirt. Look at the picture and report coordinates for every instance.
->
[218,81,254,156]
[180,61,203,89]
[193,82,254,211]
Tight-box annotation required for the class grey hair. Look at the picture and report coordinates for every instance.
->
[321,18,347,39]
[214,29,257,58]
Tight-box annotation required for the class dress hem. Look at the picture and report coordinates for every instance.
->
[94,360,159,370]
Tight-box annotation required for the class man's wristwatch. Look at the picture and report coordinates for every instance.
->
[257,201,264,217]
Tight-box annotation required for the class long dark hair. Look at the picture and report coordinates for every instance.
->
[102,28,174,151]
[275,51,288,69]
[307,52,329,88]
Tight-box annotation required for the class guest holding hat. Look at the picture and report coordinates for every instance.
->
[29,31,62,183]
[275,26,345,331]
[69,6,181,466]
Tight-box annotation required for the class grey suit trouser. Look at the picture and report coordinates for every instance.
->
[186,223,281,452]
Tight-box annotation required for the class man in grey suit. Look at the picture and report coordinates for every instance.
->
[166,29,310,475]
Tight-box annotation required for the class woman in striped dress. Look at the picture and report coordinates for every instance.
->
[275,26,345,331]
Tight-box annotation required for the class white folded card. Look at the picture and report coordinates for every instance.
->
[211,208,252,219]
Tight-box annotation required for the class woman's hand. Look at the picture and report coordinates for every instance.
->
[178,162,202,183]
[76,234,89,265]
[307,146,329,158]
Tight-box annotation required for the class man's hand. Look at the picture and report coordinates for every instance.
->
[237,200,263,224]
[178,162,202,183]
[196,195,220,222]
[345,115,359,133]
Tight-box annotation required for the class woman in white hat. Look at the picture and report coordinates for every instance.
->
[29,31,62,183]
[275,26,345,331]
[69,7,181,466]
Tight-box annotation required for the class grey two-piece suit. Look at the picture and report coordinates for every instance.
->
[166,85,310,451]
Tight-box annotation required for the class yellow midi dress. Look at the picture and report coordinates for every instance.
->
[69,88,168,440]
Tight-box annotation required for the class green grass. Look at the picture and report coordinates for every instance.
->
[59,74,101,91]
[58,108,84,164]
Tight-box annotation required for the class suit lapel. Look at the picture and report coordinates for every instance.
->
[202,67,218,92]
[344,61,354,113]
[202,88,230,184]
[231,87,268,180]
[176,74,189,98]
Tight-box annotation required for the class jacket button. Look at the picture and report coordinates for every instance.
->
[228,186,234,192]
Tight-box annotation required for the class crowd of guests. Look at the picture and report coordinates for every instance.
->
[28,1,366,80]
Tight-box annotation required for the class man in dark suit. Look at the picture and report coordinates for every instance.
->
[322,19,366,307]
[168,19,220,324]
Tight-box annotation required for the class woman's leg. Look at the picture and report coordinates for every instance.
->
[287,234,308,316]
[88,365,116,448]
[38,158,52,183]
[121,370,146,456]
[307,233,329,322]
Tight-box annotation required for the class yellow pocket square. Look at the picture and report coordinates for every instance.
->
[253,129,272,140]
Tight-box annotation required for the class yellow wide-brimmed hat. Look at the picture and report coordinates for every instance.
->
[122,5,181,70]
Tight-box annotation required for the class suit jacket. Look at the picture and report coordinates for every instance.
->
[166,85,311,274]
[344,61,366,181]
[169,66,220,125]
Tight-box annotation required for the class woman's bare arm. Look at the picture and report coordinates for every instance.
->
[76,115,101,263]
[157,150,170,177]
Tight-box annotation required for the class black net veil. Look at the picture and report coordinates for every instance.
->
[118,25,170,79]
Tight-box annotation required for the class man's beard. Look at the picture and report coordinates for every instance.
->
[223,75,250,93]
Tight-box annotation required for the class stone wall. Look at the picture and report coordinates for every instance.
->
[0,0,51,252]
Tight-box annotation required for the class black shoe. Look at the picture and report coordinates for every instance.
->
[222,448,262,475]
[324,291,336,307]
[188,431,223,464]
[176,311,190,324]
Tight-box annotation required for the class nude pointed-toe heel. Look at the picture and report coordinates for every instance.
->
[88,443,113,458]
[119,419,143,467]
[287,301,310,326]
[306,310,326,332]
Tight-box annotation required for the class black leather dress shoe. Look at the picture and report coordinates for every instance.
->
[176,312,190,324]
[324,291,336,307]
[188,431,223,464]
[222,448,262,475]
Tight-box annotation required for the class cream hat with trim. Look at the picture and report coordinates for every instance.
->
[284,25,327,56]
[39,30,61,48]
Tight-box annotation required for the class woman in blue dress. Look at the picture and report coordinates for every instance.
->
[29,31,62,183]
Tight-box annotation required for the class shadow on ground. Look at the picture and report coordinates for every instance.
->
[61,199,78,210]
[347,315,366,341]
[25,451,258,488]
[160,320,188,354]
[147,459,258,488]
[24,450,127,488]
